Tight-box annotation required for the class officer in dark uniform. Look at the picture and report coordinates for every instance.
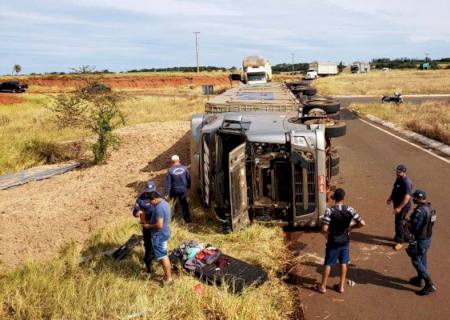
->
[407,189,437,296]
[132,180,157,273]
[386,164,413,250]
[164,155,191,223]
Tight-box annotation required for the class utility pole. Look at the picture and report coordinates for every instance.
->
[291,53,295,73]
[193,32,200,73]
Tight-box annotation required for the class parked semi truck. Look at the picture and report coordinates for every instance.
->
[351,61,370,73]
[190,81,345,232]
[242,56,272,85]
[306,61,338,79]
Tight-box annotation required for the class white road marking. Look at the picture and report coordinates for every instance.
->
[358,118,450,165]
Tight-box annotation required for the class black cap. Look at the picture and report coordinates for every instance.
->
[396,164,407,172]
[412,189,427,200]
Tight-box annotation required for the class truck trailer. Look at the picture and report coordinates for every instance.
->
[306,61,338,79]
[351,61,370,73]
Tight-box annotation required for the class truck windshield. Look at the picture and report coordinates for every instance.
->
[247,72,266,82]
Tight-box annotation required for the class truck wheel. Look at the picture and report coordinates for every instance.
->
[303,87,317,96]
[303,118,347,138]
[303,100,340,114]
[331,166,339,177]
[330,150,340,167]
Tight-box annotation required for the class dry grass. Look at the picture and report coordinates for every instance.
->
[350,101,450,145]
[0,93,206,174]
[0,211,294,320]
[314,69,450,95]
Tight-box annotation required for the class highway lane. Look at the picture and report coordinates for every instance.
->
[288,109,450,320]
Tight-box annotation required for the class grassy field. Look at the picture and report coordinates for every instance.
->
[314,69,450,96]
[0,210,294,319]
[350,101,450,145]
[0,93,206,175]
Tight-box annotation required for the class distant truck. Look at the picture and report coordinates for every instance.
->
[0,81,28,93]
[351,61,370,73]
[242,56,272,85]
[305,61,338,79]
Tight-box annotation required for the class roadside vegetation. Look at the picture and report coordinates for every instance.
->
[0,92,206,174]
[0,209,293,319]
[314,69,450,96]
[350,101,450,145]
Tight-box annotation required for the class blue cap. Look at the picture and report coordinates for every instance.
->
[412,189,427,199]
[144,180,156,193]
[396,164,407,172]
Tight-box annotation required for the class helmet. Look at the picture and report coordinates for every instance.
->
[144,180,156,193]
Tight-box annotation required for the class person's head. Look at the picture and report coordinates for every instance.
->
[395,164,407,178]
[143,180,156,194]
[171,154,180,166]
[148,191,162,205]
[412,189,427,204]
[332,188,346,203]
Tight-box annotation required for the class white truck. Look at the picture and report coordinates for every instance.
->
[306,61,338,79]
[242,56,272,85]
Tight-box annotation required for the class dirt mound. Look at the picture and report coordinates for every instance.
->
[22,74,230,90]
[0,121,190,269]
[0,93,24,105]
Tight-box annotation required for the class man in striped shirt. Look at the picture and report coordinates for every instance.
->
[317,188,366,294]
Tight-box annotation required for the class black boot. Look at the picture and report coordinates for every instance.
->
[417,279,436,296]
[409,276,423,287]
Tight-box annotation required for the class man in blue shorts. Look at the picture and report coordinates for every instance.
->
[317,188,366,294]
[143,191,173,283]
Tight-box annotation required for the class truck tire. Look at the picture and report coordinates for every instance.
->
[325,121,346,138]
[330,149,340,167]
[331,166,339,177]
[303,100,340,114]
[302,87,317,96]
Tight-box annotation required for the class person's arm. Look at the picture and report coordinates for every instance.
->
[132,199,141,217]
[394,181,412,213]
[321,224,329,237]
[386,185,394,205]
[164,170,172,197]
[143,218,163,229]
[321,208,331,238]
[349,207,366,229]
[408,209,423,235]
[186,168,191,190]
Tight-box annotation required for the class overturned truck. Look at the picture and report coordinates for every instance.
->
[191,82,345,232]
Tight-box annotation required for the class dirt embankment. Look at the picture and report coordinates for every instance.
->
[5,74,231,91]
[0,122,190,269]
[0,94,24,105]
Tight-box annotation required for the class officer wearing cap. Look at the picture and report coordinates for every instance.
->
[407,189,437,296]
[132,180,157,273]
[386,164,413,250]
[164,155,191,223]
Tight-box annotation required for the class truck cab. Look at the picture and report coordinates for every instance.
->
[305,69,318,80]
[244,66,269,85]
[191,112,328,231]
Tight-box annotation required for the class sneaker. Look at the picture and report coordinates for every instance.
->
[394,243,403,251]
[409,276,423,287]
[416,285,437,296]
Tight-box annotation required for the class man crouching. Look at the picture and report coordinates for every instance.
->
[317,188,366,294]
[143,191,173,284]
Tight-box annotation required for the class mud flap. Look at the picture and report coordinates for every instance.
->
[228,143,250,231]
[112,234,143,260]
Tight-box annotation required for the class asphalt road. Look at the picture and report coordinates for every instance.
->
[288,108,450,320]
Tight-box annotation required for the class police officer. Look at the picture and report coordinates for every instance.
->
[407,189,437,296]
[386,164,413,250]
[164,155,191,223]
[132,180,157,273]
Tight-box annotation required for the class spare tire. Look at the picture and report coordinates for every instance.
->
[303,100,340,114]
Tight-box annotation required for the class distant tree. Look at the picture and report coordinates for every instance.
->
[70,65,96,74]
[338,61,346,73]
[13,64,22,75]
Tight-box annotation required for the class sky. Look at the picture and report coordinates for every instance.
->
[1,0,450,74]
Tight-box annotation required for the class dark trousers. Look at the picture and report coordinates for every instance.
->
[171,190,191,222]
[142,228,154,270]
[394,206,411,243]
[411,239,431,283]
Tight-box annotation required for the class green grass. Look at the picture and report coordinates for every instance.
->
[0,209,293,320]
[350,101,450,145]
[0,93,206,174]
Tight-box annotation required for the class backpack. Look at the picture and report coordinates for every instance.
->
[329,205,353,246]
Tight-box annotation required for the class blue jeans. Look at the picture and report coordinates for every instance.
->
[411,239,431,281]
[324,244,350,266]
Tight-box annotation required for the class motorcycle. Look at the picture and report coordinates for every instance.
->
[381,92,403,104]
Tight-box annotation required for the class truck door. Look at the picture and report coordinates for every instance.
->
[228,143,250,231]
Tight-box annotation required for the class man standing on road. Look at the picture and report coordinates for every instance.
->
[132,180,157,273]
[317,188,366,294]
[164,155,191,223]
[386,164,413,250]
[407,189,437,296]
[143,191,173,284]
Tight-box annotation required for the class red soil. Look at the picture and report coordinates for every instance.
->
[0,94,24,105]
